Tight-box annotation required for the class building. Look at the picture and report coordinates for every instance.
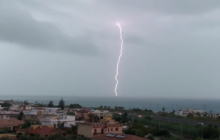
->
[177,108,205,116]
[19,105,32,111]
[0,119,24,131]
[16,125,67,138]
[93,110,112,118]
[0,105,3,110]
[0,114,10,119]
[77,119,123,138]
[92,134,149,140]
[40,115,75,128]
[0,111,19,119]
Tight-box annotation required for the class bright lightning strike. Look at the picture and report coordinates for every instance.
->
[115,23,124,96]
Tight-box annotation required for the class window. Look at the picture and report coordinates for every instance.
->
[115,128,118,131]
[111,128,113,131]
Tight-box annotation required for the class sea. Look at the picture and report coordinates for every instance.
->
[0,95,220,114]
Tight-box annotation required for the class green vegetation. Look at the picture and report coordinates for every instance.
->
[22,120,32,128]
[48,100,54,107]
[124,123,149,137]
[24,100,29,105]
[129,116,220,139]
[17,111,24,120]
[112,111,128,123]
[88,114,99,122]
[67,112,75,115]
[58,98,65,110]
[162,107,165,112]
[0,127,11,134]
[69,104,82,108]
[0,102,11,108]
[152,128,170,138]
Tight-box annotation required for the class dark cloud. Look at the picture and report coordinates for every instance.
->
[0,1,99,55]
[100,0,220,16]
[1,0,220,98]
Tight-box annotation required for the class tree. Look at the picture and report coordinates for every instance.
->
[153,129,171,138]
[17,111,24,120]
[196,112,201,117]
[71,125,78,135]
[88,114,99,122]
[57,122,65,130]
[58,98,65,110]
[0,102,11,108]
[69,104,82,108]
[99,105,103,109]
[0,137,10,140]
[162,107,165,112]
[24,100,29,105]
[66,112,75,115]
[113,113,121,122]
[124,123,149,137]
[187,113,194,118]
[48,100,54,107]
[121,111,128,123]
[135,130,145,137]
[22,120,31,128]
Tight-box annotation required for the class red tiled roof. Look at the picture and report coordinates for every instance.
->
[92,134,149,140]
[28,126,65,135]
[0,119,24,127]
[77,113,90,120]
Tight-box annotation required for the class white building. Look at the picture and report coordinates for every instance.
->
[92,110,112,118]
[40,115,76,128]
[177,108,205,116]
[0,105,3,110]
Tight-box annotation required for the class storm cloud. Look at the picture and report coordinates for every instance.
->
[1,0,220,98]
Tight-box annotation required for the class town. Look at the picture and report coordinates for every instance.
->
[0,99,220,140]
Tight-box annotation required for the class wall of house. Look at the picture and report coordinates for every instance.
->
[92,127,104,135]
[78,124,92,138]
[105,126,122,134]
[0,115,10,119]
[40,115,76,127]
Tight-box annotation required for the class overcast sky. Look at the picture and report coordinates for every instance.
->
[1,0,220,98]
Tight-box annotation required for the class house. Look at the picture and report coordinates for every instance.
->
[77,119,123,138]
[40,115,76,128]
[16,125,66,138]
[0,111,19,119]
[0,105,3,110]
[76,112,90,121]
[9,104,21,112]
[18,104,32,111]
[0,114,10,119]
[0,119,24,131]
[177,108,205,116]
[93,110,112,118]
[74,109,90,121]
[92,134,150,140]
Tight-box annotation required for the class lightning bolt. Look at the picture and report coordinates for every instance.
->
[115,23,124,96]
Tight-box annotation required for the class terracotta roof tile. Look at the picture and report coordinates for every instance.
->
[28,126,65,135]
[0,119,24,127]
[92,134,149,140]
